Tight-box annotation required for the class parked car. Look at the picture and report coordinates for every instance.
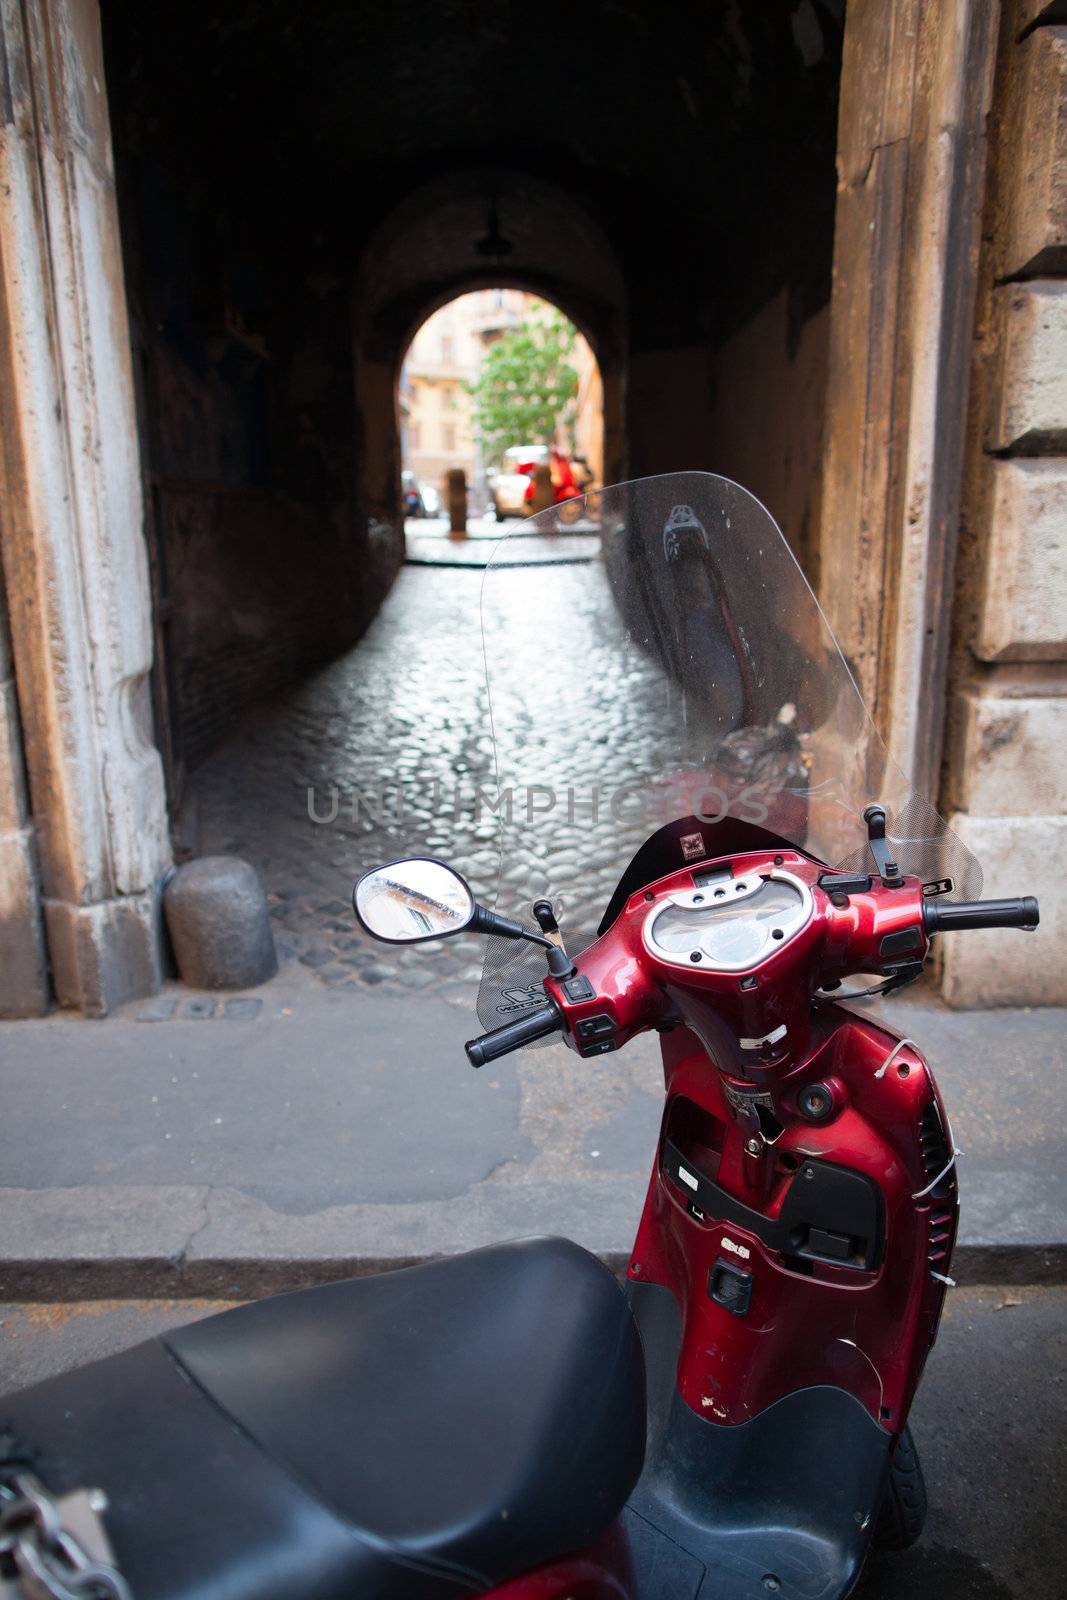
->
[420,481,442,517]
[489,445,549,520]
[401,470,425,518]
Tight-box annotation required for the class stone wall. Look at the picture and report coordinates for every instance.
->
[131,320,399,782]
[944,7,1067,1005]
[628,293,829,578]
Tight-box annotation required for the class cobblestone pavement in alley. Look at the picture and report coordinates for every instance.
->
[403,512,600,568]
[188,544,672,1017]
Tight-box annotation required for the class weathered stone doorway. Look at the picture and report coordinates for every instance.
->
[8,1,1053,1016]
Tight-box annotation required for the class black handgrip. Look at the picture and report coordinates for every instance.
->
[923,896,1039,934]
[465,1001,561,1067]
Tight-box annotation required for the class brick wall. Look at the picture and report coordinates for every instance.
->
[118,237,405,789]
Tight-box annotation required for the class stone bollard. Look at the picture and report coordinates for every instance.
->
[446,468,468,538]
[530,462,554,514]
[163,856,278,990]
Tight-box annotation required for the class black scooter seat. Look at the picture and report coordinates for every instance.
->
[2,1237,646,1600]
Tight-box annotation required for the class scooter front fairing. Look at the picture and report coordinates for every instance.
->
[476,473,981,1033]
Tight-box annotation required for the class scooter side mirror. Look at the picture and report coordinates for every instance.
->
[353,857,476,944]
[354,858,578,977]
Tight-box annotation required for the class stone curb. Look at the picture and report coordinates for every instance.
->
[2,1243,1063,1303]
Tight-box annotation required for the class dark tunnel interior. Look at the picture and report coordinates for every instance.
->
[98,0,844,803]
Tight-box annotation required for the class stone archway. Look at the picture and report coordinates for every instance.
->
[352,171,628,538]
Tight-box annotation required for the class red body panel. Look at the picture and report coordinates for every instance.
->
[627,1010,954,1427]
[545,846,959,1434]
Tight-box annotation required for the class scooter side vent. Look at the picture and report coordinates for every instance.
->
[927,1210,953,1266]
[918,1102,954,1202]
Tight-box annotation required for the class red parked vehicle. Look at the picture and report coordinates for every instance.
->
[522,444,584,516]
[0,476,1038,1600]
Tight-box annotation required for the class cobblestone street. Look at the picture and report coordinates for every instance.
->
[189,561,495,1003]
[188,544,670,1013]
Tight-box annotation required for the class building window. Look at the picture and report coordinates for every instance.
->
[443,386,457,409]
[440,335,454,364]
[442,423,456,453]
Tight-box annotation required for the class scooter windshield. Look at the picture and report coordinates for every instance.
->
[476,472,980,1032]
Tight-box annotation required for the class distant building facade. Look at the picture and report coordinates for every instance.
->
[401,295,482,505]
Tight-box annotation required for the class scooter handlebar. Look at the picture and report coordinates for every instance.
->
[465,1001,562,1067]
[923,896,1039,934]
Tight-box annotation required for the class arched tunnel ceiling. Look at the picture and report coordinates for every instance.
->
[358,171,627,363]
[101,0,843,350]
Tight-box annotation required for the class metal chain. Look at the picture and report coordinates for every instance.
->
[0,1473,131,1600]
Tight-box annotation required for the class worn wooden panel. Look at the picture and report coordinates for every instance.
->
[818,0,922,715]
[819,0,998,807]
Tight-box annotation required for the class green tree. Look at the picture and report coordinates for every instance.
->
[468,309,578,465]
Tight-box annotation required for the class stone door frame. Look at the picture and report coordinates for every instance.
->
[0,0,170,1015]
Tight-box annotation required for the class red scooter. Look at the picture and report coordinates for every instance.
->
[1,476,1038,1600]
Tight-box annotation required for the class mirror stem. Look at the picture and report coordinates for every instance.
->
[470,905,542,942]
[544,942,576,979]
[469,905,576,978]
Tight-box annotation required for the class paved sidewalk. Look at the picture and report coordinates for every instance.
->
[0,967,1063,1298]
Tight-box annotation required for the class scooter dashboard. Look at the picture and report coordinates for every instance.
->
[642,868,813,973]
